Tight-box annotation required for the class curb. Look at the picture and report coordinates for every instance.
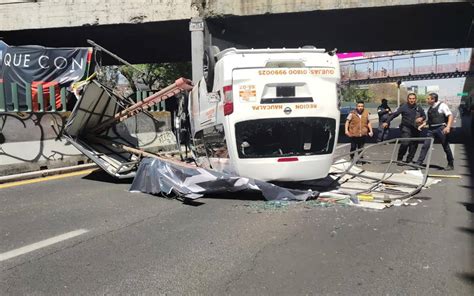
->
[0,163,99,184]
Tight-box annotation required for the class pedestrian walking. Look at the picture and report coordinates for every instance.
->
[345,101,373,162]
[383,93,426,165]
[377,98,392,142]
[415,93,454,170]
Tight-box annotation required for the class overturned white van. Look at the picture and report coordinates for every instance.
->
[189,47,341,181]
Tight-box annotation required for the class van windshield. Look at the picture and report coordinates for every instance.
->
[235,117,336,158]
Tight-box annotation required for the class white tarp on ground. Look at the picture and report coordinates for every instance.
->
[130,157,319,201]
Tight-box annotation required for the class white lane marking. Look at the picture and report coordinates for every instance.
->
[450,144,455,157]
[0,229,88,262]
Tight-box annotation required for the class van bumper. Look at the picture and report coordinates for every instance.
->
[235,155,333,181]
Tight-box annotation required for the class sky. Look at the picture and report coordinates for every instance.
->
[404,77,465,97]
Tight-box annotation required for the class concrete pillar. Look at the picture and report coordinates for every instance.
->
[190,17,204,84]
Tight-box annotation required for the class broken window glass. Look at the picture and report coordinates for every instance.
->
[235,117,335,158]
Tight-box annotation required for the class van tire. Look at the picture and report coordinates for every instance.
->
[203,45,219,92]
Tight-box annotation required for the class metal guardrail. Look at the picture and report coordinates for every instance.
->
[0,82,67,112]
[0,81,166,113]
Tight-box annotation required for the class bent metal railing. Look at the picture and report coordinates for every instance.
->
[331,137,435,201]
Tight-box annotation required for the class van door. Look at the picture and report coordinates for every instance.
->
[189,78,220,136]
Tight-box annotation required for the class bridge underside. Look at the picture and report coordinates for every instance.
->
[1,2,472,64]
[207,3,473,54]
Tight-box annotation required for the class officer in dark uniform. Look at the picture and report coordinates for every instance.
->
[377,98,392,142]
[383,93,426,165]
[415,93,454,170]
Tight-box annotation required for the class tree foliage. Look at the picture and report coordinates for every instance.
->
[369,83,408,105]
[341,85,373,103]
[119,62,192,92]
[96,65,120,89]
[342,83,413,105]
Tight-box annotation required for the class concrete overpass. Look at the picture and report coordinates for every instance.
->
[0,0,473,64]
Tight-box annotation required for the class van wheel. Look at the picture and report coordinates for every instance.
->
[203,45,219,92]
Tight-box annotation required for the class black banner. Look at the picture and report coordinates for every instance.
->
[0,44,92,111]
[0,40,7,68]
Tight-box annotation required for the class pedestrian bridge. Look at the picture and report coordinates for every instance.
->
[340,48,474,85]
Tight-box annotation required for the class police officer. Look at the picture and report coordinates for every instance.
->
[383,93,426,165]
[415,93,454,170]
[377,98,392,142]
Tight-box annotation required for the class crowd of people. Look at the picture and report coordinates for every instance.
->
[344,92,454,170]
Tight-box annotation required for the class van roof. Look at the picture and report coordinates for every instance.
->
[216,47,327,60]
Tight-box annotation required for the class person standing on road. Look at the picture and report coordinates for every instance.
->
[383,93,426,165]
[377,98,392,142]
[345,101,373,161]
[415,93,454,170]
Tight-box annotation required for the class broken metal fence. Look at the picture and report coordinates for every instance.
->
[331,137,434,201]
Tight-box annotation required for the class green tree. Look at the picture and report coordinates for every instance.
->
[120,62,191,92]
[341,85,374,103]
[368,83,408,105]
[416,94,428,105]
[96,65,120,89]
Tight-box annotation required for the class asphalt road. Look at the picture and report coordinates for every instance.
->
[1,133,473,295]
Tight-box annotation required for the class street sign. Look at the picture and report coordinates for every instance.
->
[457,92,468,96]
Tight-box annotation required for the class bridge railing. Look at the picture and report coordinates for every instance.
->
[0,82,166,113]
[341,62,470,81]
[340,48,472,82]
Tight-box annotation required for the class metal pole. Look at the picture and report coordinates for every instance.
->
[86,39,145,76]
[190,17,204,83]
[397,80,401,108]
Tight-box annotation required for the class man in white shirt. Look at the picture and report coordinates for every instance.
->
[415,93,454,170]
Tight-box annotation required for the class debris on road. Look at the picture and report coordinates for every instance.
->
[129,157,319,201]
[246,200,291,212]
[301,138,442,210]
[427,174,462,178]
[64,78,193,179]
[62,44,443,207]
